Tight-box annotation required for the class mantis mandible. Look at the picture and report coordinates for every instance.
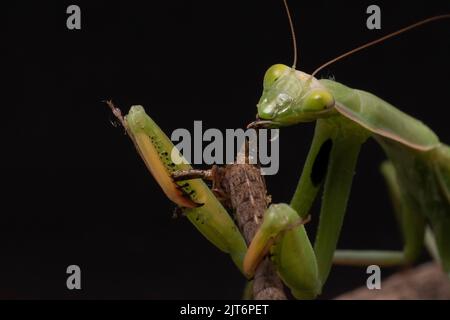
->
[108,1,450,299]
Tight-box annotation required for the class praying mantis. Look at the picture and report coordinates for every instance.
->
[108,1,450,299]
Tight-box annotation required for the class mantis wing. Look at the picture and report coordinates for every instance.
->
[320,79,440,151]
[125,106,247,273]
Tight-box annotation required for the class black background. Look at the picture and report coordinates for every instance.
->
[2,0,450,299]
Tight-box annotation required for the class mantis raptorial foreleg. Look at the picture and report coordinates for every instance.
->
[244,203,320,299]
[108,104,248,273]
[244,117,368,297]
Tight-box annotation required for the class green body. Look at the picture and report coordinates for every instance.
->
[321,79,450,272]
[117,65,449,299]
[250,64,450,298]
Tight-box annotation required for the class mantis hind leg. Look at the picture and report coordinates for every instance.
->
[333,160,426,266]
[430,145,450,276]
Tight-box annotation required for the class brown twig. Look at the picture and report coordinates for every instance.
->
[173,162,286,299]
[172,169,214,182]
[213,162,287,300]
[104,100,127,129]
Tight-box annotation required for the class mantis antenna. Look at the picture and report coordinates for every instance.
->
[283,0,298,69]
[311,14,450,78]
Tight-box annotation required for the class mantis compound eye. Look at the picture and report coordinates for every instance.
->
[263,64,290,88]
[302,89,335,112]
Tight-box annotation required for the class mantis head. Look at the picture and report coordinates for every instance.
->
[256,64,335,127]
[254,2,450,129]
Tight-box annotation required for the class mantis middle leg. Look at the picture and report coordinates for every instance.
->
[333,161,426,267]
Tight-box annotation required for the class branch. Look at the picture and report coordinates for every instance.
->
[335,262,450,300]
[213,163,287,300]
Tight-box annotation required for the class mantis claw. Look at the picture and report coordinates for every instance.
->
[243,204,311,278]
[246,119,278,129]
[107,104,247,272]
